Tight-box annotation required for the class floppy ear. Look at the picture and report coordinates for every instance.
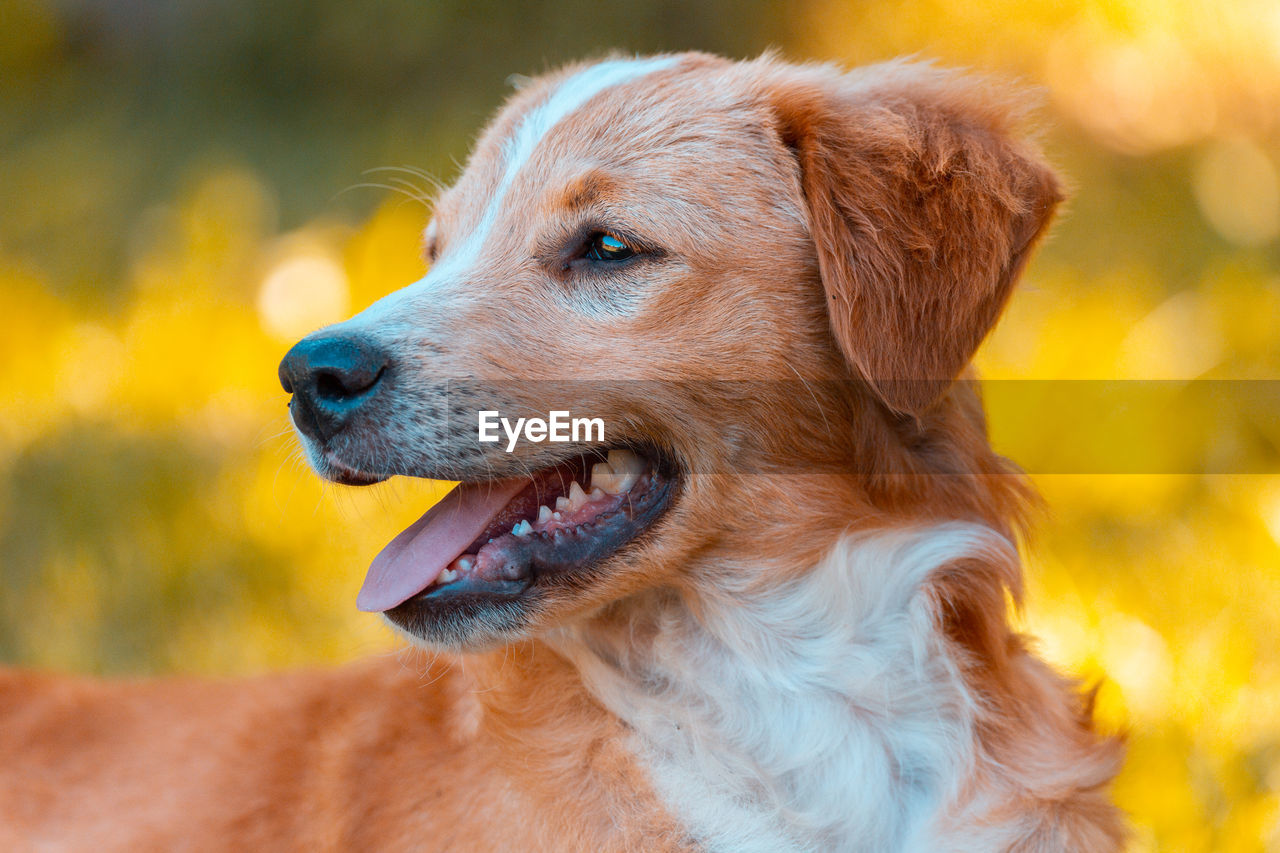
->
[766,61,1063,415]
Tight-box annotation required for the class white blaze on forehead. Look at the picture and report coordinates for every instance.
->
[347,55,680,327]
[437,55,680,276]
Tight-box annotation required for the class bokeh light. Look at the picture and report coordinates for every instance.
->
[257,250,351,341]
[1193,137,1280,247]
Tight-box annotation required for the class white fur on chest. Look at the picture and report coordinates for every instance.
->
[552,524,1018,853]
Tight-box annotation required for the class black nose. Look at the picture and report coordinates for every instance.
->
[278,334,388,442]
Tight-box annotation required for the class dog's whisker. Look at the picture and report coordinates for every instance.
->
[364,164,448,195]
[331,181,433,208]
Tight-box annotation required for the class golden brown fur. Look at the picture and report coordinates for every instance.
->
[0,53,1123,850]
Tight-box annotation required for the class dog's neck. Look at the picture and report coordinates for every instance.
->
[548,523,1018,853]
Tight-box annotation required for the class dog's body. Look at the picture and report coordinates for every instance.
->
[1,53,1123,851]
[0,652,688,850]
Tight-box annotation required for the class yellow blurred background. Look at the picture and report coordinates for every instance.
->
[1,0,1278,849]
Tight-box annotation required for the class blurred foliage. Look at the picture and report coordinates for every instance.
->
[1,0,1278,849]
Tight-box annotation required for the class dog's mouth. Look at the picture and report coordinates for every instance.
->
[357,447,675,613]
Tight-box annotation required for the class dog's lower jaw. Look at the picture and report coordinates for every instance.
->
[546,524,1125,853]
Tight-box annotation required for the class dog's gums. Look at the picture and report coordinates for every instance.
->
[358,449,675,617]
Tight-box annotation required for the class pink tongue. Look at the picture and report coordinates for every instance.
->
[357,478,528,612]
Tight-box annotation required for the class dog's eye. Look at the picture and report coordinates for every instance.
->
[584,233,636,262]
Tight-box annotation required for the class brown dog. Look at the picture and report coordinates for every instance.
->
[0,53,1123,851]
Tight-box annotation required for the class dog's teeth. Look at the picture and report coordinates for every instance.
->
[589,486,606,501]
[600,450,643,492]
[537,505,552,524]
[597,469,638,494]
[568,481,588,510]
[439,568,458,584]
[555,496,570,511]
[513,519,533,536]
[593,461,622,494]
[552,511,563,521]
[607,449,644,475]
[456,555,475,572]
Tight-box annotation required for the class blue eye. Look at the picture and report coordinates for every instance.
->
[585,232,636,262]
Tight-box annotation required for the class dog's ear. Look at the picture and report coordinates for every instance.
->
[765,61,1063,415]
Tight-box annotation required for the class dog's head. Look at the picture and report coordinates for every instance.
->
[279,53,1060,649]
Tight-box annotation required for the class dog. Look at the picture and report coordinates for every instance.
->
[0,52,1124,851]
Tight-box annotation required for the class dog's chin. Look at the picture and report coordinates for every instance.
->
[322,444,680,650]
[298,441,390,487]
[325,457,387,487]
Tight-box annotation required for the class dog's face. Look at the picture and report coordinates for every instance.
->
[280,53,1060,649]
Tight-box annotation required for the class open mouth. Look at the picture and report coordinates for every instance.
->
[357,447,675,614]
